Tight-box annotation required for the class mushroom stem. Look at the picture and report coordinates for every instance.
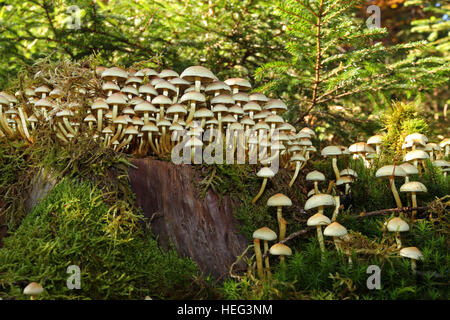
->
[252,178,267,204]
[332,156,340,180]
[411,192,418,224]
[288,161,302,188]
[316,225,325,259]
[333,237,342,253]
[395,232,402,249]
[254,239,264,280]
[279,217,287,242]
[263,240,271,280]
[389,177,403,209]
[314,181,319,194]
[331,196,340,222]
[411,259,417,277]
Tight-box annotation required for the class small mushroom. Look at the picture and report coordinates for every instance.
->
[269,243,292,266]
[252,227,277,280]
[306,170,326,194]
[23,282,43,300]
[252,167,275,204]
[376,165,406,209]
[387,217,410,249]
[400,181,427,223]
[399,246,423,277]
[267,193,292,241]
[307,213,331,259]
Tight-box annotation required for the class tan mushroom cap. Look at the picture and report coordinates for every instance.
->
[257,167,275,178]
[269,243,292,256]
[336,176,353,186]
[106,92,128,105]
[249,92,269,103]
[367,135,383,145]
[387,217,410,232]
[349,142,375,154]
[23,282,44,296]
[399,162,419,175]
[321,145,343,156]
[307,213,331,226]
[404,150,429,162]
[224,78,252,91]
[433,160,450,168]
[180,91,206,103]
[439,138,450,148]
[400,181,427,193]
[304,194,335,211]
[264,99,288,113]
[376,165,406,178]
[180,66,216,83]
[399,247,424,260]
[340,168,358,178]
[405,133,428,144]
[306,170,326,182]
[267,193,292,207]
[253,227,277,241]
[323,222,348,237]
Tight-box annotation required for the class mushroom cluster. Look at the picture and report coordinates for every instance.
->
[0,65,319,190]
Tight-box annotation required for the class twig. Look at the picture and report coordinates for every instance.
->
[357,206,430,219]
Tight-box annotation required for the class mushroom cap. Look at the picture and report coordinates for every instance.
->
[257,167,275,178]
[399,247,424,260]
[291,154,306,162]
[180,91,206,103]
[91,98,109,110]
[367,135,383,145]
[387,217,410,232]
[339,168,358,178]
[166,104,188,115]
[439,138,450,148]
[375,165,406,178]
[336,176,353,186]
[264,99,288,113]
[269,243,292,256]
[424,142,440,151]
[349,142,375,154]
[101,67,128,80]
[304,194,335,211]
[253,227,277,241]
[321,145,342,156]
[323,222,348,237]
[224,78,252,91]
[307,213,331,226]
[400,181,427,193]
[139,84,158,96]
[205,81,232,94]
[404,150,429,162]
[180,66,216,83]
[135,101,157,113]
[249,92,269,103]
[23,282,43,296]
[152,95,173,106]
[267,193,292,207]
[306,170,326,182]
[106,92,128,105]
[405,133,428,144]
[300,127,315,137]
[159,69,179,79]
[243,101,262,113]
[399,162,419,175]
[433,160,450,168]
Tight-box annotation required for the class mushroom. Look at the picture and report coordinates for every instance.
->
[306,170,326,194]
[269,243,292,266]
[376,165,406,209]
[304,194,336,216]
[367,134,383,155]
[321,146,343,180]
[439,138,450,158]
[404,149,429,172]
[399,162,419,183]
[252,167,275,204]
[179,91,206,124]
[180,66,216,93]
[252,227,277,280]
[288,154,307,187]
[323,221,348,254]
[23,282,43,300]
[267,193,292,241]
[91,98,109,132]
[399,247,423,277]
[400,181,427,224]
[307,213,331,258]
[386,217,410,249]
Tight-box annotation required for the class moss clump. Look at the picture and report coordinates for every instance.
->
[381,101,429,159]
[0,179,200,300]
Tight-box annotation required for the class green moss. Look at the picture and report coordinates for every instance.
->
[0,179,200,300]
[381,101,430,159]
